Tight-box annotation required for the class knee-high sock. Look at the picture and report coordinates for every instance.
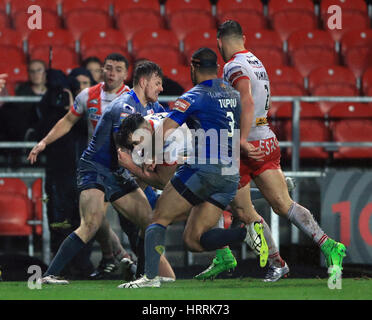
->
[200,227,247,251]
[44,232,86,277]
[144,223,166,279]
[288,202,328,247]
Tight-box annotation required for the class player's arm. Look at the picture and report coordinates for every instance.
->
[28,110,81,164]
[234,78,264,160]
[28,89,84,164]
[117,148,176,189]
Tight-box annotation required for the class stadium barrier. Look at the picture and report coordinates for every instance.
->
[0,96,371,265]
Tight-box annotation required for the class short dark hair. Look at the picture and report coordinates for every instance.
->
[103,53,129,70]
[191,47,218,74]
[217,20,243,39]
[81,56,102,68]
[133,61,163,86]
[116,113,146,151]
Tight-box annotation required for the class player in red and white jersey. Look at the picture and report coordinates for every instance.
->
[216,20,346,282]
[28,53,137,280]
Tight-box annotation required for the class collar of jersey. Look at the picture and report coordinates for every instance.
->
[228,49,250,63]
[199,79,213,87]
[128,89,140,103]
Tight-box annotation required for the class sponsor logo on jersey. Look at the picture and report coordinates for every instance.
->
[88,99,99,105]
[173,99,191,112]
[120,112,130,122]
[122,103,135,113]
[254,71,269,81]
[147,109,154,115]
[247,59,263,68]
[255,117,268,126]
[89,113,101,121]
[87,107,98,114]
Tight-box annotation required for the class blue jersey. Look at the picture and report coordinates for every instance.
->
[81,89,165,169]
[167,79,241,165]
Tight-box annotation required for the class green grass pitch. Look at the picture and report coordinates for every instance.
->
[0,278,371,300]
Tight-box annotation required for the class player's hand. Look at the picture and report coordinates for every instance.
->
[117,148,133,169]
[241,140,265,161]
[0,73,8,92]
[142,162,156,176]
[27,140,46,164]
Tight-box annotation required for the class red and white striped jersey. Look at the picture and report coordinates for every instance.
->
[223,50,275,141]
[70,82,130,137]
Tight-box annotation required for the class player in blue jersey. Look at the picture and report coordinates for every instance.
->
[40,61,175,284]
[119,48,263,288]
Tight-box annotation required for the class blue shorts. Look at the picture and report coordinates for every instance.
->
[77,159,139,202]
[170,164,240,210]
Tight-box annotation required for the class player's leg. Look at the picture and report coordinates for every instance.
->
[118,181,193,288]
[42,188,106,283]
[112,187,177,281]
[254,169,346,274]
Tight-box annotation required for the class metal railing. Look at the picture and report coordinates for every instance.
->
[1,95,371,260]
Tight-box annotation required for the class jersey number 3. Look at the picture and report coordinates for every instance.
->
[226,111,235,137]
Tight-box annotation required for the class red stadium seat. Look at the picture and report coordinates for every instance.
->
[288,29,335,54]
[291,48,338,78]
[113,0,160,16]
[284,120,331,159]
[131,28,178,56]
[308,66,358,96]
[13,10,61,38]
[9,0,59,15]
[169,11,216,41]
[62,0,112,15]
[27,29,75,52]
[162,65,192,92]
[268,0,316,41]
[135,47,185,68]
[0,0,6,13]
[276,102,325,118]
[165,0,212,17]
[0,29,24,49]
[320,0,367,15]
[183,28,217,56]
[1,63,28,91]
[245,30,283,53]
[116,9,164,41]
[341,30,372,78]
[32,178,43,235]
[362,68,372,96]
[0,47,25,67]
[328,103,372,119]
[216,0,263,18]
[270,84,305,96]
[81,46,131,66]
[0,178,28,196]
[251,48,286,68]
[219,11,267,33]
[80,29,126,53]
[65,9,113,40]
[0,193,33,236]
[30,46,78,72]
[0,11,8,28]
[332,120,372,159]
[267,66,304,95]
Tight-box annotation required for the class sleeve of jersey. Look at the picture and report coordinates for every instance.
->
[166,94,195,126]
[224,62,250,88]
[69,89,87,117]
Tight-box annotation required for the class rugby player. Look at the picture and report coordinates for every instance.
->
[119,48,265,288]
[216,20,346,281]
[37,61,175,284]
[28,53,138,279]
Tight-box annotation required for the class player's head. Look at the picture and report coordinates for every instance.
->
[117,113,149,151]
[102,53,129,91]
[82,56,103,83]
[217,20,246,62]
[190,47,218,85]
[133,60,163,103]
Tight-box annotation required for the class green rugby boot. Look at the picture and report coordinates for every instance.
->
[194,247,237,281]
[321,238,347,277]
[245,222,269,268]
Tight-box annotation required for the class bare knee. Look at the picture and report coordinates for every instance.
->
[271,197,293,216]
